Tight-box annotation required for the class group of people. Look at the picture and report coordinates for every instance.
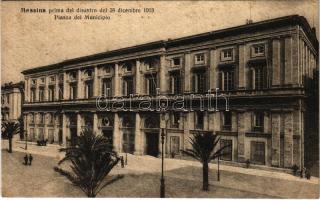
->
[23,154,33,166]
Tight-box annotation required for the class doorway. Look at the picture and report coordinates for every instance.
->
[146,132,159,157]
[103,130,113,148]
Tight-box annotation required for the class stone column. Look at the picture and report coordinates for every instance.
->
[284,37,293,85]
[63,71,69,100]
[238,44,247,89]
[77,113,82,135]
[284,112,293,168]
[184,53,191,93]
[272,39,281,86]
[77,70,82,99]
[134,113,142,155]
[159,55,168,94]
[271,112,281,167]
[93,112,99,135]
[113,113,121,152]
[93,66,99,97]
[114,63,120,97]
[135,60,141,95]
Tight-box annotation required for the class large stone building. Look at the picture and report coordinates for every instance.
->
[1,82,24,122]
[21,15,318,169]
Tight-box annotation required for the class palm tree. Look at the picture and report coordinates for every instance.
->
[2,121,20,153]
[54,128,123,197]
[182,131,230,191]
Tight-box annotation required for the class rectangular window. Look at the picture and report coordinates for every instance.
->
[223,112,232,131]
[50,76,55,82]
[220,139,233,161]
[58,84,63,100]
[147,76,157,96]
[48,113,53,124]
[192,72,206,93]
[195,53,205,65]
[221,70,234,91]
[171,112,180,128]
[70,84,77,100]
[48,87,55,101]
[254,68,264,90]
[39,87,45,101]
[252,44,265,57]
[123,77,134,96]
[172,57,181,67]
[31,88,36,102]
[170,73,181,94]
[253,112,264,132]
[38,128,44,140]
[29,128,35,141]
[102,78,112,97]
[85,81,93,98]
[250,141,265,165]
[39,113,45,124]
[30,114,35,124]
[195,112,204,129]
[221,49,233,61]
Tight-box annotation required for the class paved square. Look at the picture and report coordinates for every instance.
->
[2,149,319,198]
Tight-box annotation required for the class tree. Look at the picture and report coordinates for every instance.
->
[182,131,230,191]
[54,128,123,197]
[2,121,20,153]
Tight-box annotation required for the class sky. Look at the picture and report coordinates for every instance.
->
[1,0,318,84]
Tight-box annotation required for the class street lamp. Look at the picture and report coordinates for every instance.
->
[160,110,169,198]
[24,130,28,150]
[160,128,165,198]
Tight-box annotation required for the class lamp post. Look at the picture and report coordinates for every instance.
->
[160,128,165,198]
[24,130,28,150]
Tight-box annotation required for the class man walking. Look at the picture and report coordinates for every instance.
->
[28,154,33,165]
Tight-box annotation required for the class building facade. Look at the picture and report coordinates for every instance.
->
[21,15,318,169]
[1,82,24,122]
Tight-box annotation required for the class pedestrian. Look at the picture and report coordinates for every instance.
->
[28,154,33,165]
[23,154,28,165]
[120,156,124,168]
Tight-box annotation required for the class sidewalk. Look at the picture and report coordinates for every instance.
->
[2,138,318,185]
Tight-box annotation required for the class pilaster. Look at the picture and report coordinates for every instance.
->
[271,113,281,167]
[272,39,281,86]
[159,55,168,94]
[113,113,121,152]
[284,112,293,168]
[135,60,141,95]
[93,66,99,97]
[134,113,142,155]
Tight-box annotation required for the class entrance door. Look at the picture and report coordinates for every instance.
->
[170,136,180,156]
[70,127,77,146]
[122,130,135,154]
[103,130,113,149]
[146,132,159,157]
[250,141,265,165]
